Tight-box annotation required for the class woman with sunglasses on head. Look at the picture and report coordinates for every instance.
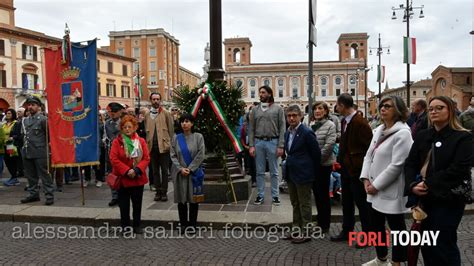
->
[360,96,413,266]
[404,96,472,266]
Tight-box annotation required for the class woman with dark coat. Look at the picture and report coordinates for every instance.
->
[109,115,150,234]
[404,96,472,266]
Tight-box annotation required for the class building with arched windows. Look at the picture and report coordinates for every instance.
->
[224,33,373,113]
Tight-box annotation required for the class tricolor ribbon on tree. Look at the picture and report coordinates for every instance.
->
[191,83,244,153]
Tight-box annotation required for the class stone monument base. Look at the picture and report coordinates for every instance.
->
[202,175,251,204]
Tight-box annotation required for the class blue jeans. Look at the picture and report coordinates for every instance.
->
[255,139,279,199]
[329,171,341,192]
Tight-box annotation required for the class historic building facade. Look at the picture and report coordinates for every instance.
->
[0,0,134,110]
[369,78,432,115]
[224,33,371,113]
[97,49,135,109]
[428,66,473,111]
[179,66,201,90]
[108,29,180,105]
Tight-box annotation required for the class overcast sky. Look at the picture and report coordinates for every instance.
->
[14,0,473,92]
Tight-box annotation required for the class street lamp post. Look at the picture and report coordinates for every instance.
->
[392,0,424,106]
[369,33,390,104]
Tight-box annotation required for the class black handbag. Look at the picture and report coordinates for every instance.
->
[451,176,473,204]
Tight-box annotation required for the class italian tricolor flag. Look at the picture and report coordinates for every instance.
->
[377,65,385,83]
[133,75,144,98]
[403,37,416,64]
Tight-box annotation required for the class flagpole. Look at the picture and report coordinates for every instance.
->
[406,0,411,106]
[137,62,141,110]
[307,0,315,117]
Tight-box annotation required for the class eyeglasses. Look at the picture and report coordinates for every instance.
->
[171,109,178,111]
[428,105,446,113]
[379,104,393,110]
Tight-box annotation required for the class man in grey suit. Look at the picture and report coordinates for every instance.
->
[20,96,54,205]
[104,102,124,206]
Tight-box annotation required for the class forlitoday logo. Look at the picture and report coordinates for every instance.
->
[348,230,440,247]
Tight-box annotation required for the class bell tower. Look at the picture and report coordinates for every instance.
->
[337,33,369,62]
[223,37,252,69]
[0,0,15,26]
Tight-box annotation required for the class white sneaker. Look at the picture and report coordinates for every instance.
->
[362,258,392,266]
[95,181,103,188]
[82,181,89,188]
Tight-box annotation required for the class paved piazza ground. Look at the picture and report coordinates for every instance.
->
[0,217,473,265]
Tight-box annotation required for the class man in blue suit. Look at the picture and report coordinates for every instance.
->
[284,105,321,244]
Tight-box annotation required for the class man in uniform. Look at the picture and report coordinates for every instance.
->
[104,102,125,206]
[20,96,54,206]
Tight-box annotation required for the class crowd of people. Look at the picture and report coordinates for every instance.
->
[0,88,473,265]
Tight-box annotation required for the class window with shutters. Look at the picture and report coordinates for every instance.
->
[122,65,128,76]
[0,70,6,87]
[150,75,157,85]
[98,82,101,95]
[106,83,116,97]
[22,45,37,61]
[133,47,140,58]
[150,61,156,71]
[22,73,38,90]
[97,60,100,71]
[0,40,4,56]
[121,85,130,98]
[107,62,113,74]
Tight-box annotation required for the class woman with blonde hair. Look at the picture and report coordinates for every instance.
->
[404,96,472,266]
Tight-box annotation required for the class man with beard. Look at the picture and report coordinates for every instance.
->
[145,92,174,201]
[248,86,286,205]
[20,96,54,205]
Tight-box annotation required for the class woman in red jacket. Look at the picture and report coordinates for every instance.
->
[109,115,150,234]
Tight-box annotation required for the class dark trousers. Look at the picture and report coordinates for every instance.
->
[369,205,407,262]
[17,149,24,177]
[84,165,104,182]
[150,148,170,196]
[341,168,370,233]
[4,154,18,179]
[118,185,144,228]
[312,165,331,230]
[244,149,256,183]
[420,203,465,266]
[177,202,199,227]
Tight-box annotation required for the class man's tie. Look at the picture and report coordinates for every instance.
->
[341,119,347,135]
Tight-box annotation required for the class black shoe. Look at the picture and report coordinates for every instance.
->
[161,195,168,202]
[330,231,349,242]
[272,197,281,206]
[108,199,118,207]
[254,196,264,205]
[133,227,143,234]
[20,196,40,204]
[45,198,54,206]
[154,194,162,201]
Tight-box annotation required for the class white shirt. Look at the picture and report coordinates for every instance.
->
[343,111,357,132]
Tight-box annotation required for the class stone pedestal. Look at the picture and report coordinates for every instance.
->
[203,175,251,204]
